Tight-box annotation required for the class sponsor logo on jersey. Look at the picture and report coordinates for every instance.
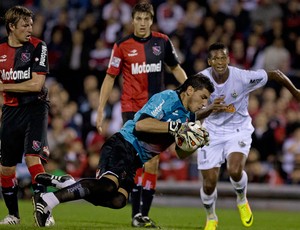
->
[128,49,138,57]
[21,52,30,62]
[131,61,162,75]
[0,55,7,62]
[39,45,47,67]
[249,78,263,84]
[151,99,165,117]
[224,103,236,113]
[1,67,31,80]
[152,45,161,56]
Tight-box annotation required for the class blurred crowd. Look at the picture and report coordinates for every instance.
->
[1,0,300,194]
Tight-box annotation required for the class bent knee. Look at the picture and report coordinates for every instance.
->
[110,193,127,209]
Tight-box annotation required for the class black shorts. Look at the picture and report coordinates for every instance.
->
[0,102,50,166]
[98,133,143,193]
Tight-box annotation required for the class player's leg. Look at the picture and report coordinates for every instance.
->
[132,155,160,228]
[141,156,159,226]
[24,102,59,226]
[225,130,253,227]
[227,152,253,227]
[25,102,74,190]
[0,166,20,225]
[200,168,219,230]
[0,107,23,225]
[131,167,143,216]
[197,136,224,230]
[33,176,120,227]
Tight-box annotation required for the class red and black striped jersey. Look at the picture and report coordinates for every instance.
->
[106,31,180,113]
[0,36,49,106]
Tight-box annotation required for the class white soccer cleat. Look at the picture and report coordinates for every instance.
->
[0,214,20,225]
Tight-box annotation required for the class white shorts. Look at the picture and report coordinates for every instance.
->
[197,129,252,170]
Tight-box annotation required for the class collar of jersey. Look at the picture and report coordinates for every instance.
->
[132,33,152,43]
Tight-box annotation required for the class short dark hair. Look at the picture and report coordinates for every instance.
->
[132,2,154,19]
[178,74,214,94]
[208,42,228,59]
[4,6,33,34]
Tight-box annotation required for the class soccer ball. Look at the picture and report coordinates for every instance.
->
[175,122,205,152]
[45,215,55,226]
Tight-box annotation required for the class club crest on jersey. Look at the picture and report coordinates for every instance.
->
[32,140,41,151]
[231,90,238,98]
[21,52,30,62]
[152,46,161,56]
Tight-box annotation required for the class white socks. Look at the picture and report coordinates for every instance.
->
[200,187,218,220]
[230,170,248,204]
[42,192,60,209]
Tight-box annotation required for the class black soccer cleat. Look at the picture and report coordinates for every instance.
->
[132,213,160,229]
[132,213,147,227]
[35,173,75,189]
[32,193,51,227]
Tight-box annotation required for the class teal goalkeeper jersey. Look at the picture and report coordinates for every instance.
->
[119,89,195,163]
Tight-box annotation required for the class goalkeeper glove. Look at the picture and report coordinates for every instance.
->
[168,121,182,136]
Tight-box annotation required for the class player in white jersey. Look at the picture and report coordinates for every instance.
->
[196,42,300,230]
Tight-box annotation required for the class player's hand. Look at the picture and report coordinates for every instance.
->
[200,126,210,147]
[0,81,3,92]
[96,108,104,134]
[195,121,209,147]
[210,95,227,113]
[168,121,183,136]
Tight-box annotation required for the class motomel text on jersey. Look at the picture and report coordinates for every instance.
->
[39,45,47,67]
[1,67,31,80]
[131,61,162,75]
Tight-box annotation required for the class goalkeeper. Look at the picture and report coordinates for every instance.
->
[33,74,214,227]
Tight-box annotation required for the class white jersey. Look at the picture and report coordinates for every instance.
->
[200,66,268,136]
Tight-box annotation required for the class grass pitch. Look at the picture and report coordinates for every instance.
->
[0,200,299,229]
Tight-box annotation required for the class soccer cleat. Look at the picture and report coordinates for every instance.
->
[35,173,75,189]
[0,215,20,225]
[142,216,161,229]
[32,193,51,227]
[132,214,160,228]
[132,213,146,227]
[204,219,218,230]
[238,201,253,227]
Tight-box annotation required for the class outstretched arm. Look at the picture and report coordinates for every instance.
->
[267,70,300,101]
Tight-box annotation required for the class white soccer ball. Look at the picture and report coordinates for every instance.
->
[175,122,205,152]
[45,215,55,227]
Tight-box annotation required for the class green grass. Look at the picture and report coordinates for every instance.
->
[0,200,299,229]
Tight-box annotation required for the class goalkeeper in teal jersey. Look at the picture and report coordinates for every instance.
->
[121,89,197,163]
[33,74,214,227]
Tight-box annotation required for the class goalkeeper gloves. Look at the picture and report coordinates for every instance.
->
[168,121,182,136]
